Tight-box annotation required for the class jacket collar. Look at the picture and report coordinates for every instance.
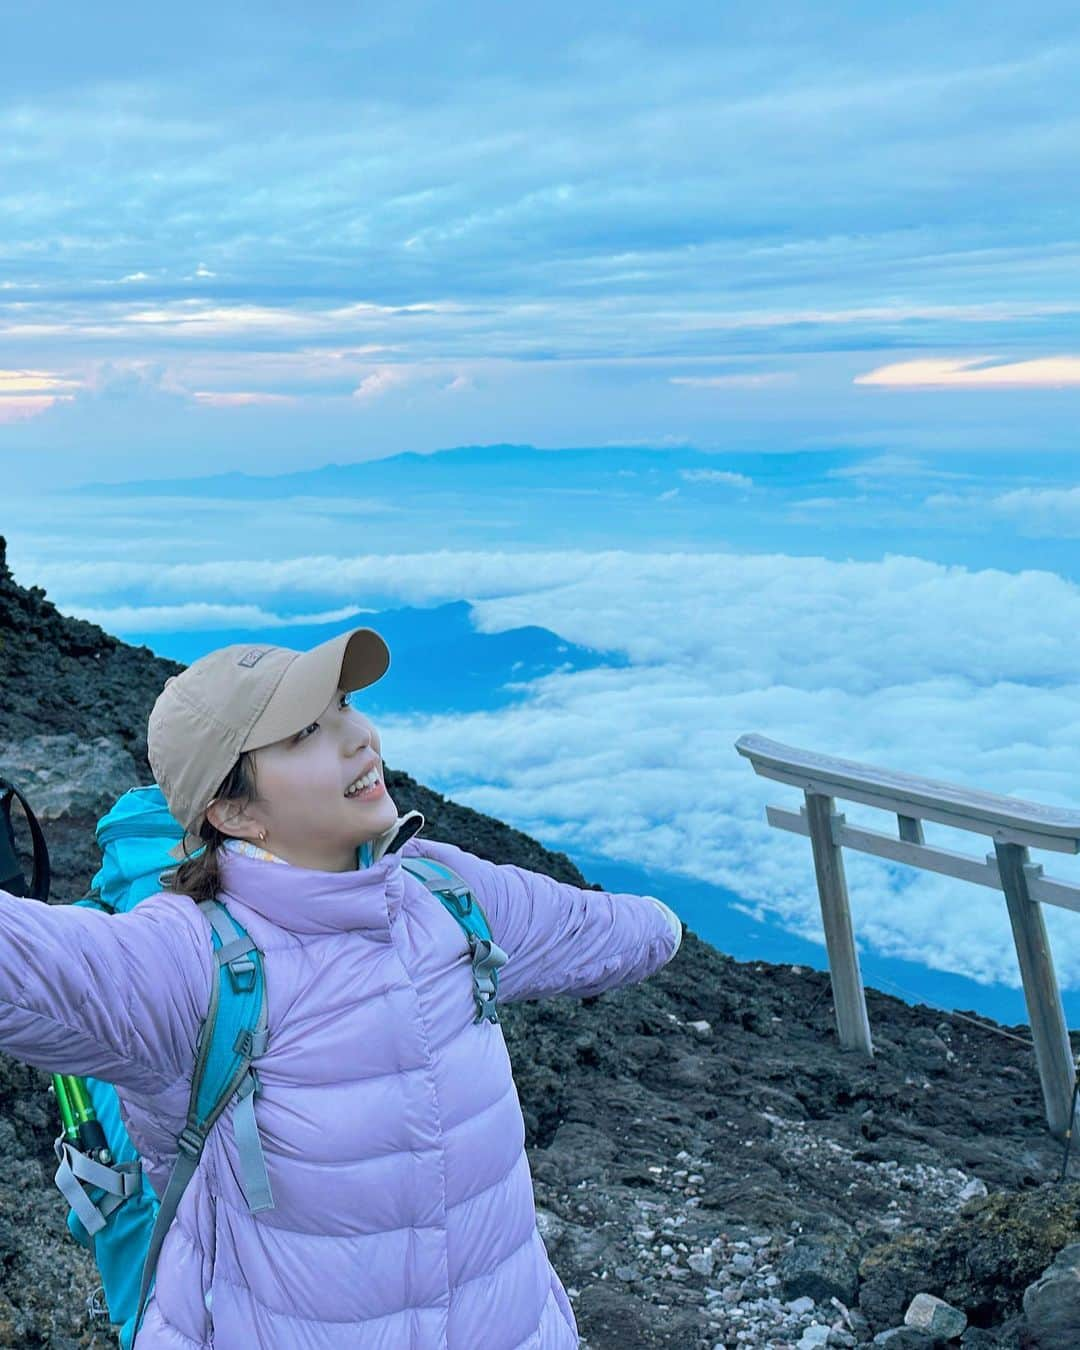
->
[217,810,426,936]
[372,809,425,863]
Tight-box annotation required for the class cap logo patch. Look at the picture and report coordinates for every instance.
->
[238,648,272,668]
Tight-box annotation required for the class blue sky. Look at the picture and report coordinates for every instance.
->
[3,6,1080,1013]
[1,3,1079,487]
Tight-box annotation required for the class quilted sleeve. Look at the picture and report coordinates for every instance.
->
[402,837,682,1004]
[0,888,213,1095]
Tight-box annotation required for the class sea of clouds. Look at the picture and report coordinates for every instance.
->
[14,527,1080,997]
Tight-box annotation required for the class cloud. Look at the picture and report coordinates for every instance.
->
[923,485,1080,539]
[680,468,754,488]
[0,368,81,421]
[826,453,974,483]
[71,602,373,631]
[192,391,298,407]
[0,368,80,394]
[122,302,314,336]
[22,539,1080,990]
[0,396,69,424]
[352,367,411,401]
[855,356,1080,389]
[671,373,793,389]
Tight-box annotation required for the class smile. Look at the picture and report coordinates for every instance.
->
[344,768,384,800]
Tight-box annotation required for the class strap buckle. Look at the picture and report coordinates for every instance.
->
[473,990,500,1024]
[437,885,473,918]
[233,1027,268,1059]
[178,1125,205,1158]
[227,956,256,993]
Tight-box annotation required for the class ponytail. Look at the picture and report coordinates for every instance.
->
[161,752,260,904]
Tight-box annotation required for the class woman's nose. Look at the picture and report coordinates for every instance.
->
[348,723,376,756]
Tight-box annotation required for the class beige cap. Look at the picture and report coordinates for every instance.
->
[147,627,390,839]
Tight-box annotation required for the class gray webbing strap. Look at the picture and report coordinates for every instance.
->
[214,934,256,966]
[204,905,258,991]
[132,1129,203,1340]
[52,1134,141,1236]
[233,1070,275,1212]
[203,902,239,948]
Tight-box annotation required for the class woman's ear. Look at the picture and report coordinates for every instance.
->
[206,797,263,842]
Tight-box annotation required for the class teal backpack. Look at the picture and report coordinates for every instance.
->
[43,784,507,1348]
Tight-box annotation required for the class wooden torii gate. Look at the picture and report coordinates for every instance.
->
[735,733,1080,1140]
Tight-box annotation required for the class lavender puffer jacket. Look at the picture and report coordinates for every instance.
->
[0,819,681,1348]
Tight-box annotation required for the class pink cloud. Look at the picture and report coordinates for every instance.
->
[855,356,1080,389]
[0,368,80,423]
[0,394,72,423]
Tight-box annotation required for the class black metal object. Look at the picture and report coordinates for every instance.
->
[0,776,51,900]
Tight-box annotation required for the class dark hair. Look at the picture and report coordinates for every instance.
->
[162,752,260,903]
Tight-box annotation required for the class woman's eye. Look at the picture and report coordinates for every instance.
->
[339,693,350,710]
[295,721,319,742]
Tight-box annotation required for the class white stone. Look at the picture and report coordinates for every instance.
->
[689,1251,715,1277]
[904,1291,967,1339]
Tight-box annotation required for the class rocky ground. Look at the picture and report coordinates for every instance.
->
[1,536,1079,1349]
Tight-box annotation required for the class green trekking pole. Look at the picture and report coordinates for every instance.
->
[0,785,106,1163]
[52,1074,112,1164]
[52,1074,78,1144]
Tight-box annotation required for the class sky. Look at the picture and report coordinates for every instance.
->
[1,3,1079,487]
[3,5,1080,1014]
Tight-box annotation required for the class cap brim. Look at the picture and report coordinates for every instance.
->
[240,627,389,751]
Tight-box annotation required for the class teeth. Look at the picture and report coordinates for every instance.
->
[345,769,379,797]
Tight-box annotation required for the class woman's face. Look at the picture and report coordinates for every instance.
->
[241,687,398,872]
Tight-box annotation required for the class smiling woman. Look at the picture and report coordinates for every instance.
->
[0,620,681,1347]
[205,687,395,873]
[154,630,399,897]
[166,683,397,897]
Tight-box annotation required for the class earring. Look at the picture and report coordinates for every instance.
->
[257,829,268,844]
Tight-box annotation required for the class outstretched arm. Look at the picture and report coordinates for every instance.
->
[0,889,212,1095]
[402,837,682,1003]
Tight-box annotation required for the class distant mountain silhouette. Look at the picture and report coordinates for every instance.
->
[78,441,865,497]
[120,598,629,716]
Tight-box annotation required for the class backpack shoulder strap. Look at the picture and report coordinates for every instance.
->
[401,857,508,1025]
[132,897,272,1341]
